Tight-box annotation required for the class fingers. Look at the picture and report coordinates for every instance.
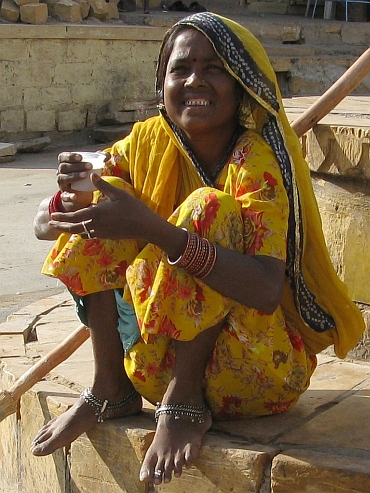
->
[57,153,93,191]
[91,173,121,201]
[49,208,96,236]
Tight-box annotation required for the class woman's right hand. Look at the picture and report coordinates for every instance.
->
[56,152,95,211]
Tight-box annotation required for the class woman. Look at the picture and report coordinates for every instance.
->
[31,12,364,485]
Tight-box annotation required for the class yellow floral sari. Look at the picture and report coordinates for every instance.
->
[41,13,364,418]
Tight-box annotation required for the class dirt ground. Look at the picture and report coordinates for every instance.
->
[0,134,101,323]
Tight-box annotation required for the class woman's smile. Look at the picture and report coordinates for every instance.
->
[184,99,211,106]
[163,29,240,139]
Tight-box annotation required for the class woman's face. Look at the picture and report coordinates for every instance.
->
[163,29,241,139]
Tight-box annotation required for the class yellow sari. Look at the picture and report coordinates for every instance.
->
[42,13,364,417]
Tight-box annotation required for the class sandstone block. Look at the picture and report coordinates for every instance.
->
[14,136,51,153]
[0,110,24,133]
[13,0,38,6]
[26,110,55,132]
[57,109,87,131]
[106,0,119,19]
[312,175,370,304]
[20,2,48,24]
[271,449,370,493]
[93,123,133,143]
[19,384,73,493]
[73,0,89,18]
[88,0,108,20]
[305,124,370,179]
[97,109,136,125]
[0,0,20,22]
[0,142,16,157]
[49,0,82,22]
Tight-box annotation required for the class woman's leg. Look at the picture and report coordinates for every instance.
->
[31,289,142,456]
[139,321,222,485]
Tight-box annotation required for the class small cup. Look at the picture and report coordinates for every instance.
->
[71,151,106,192]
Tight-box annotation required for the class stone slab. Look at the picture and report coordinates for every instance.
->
[0,142,17,157]
[271,448,370,493]
[279,378,370,451]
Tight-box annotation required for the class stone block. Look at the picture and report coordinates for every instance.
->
[73,0,89,18]
[14,61,53,88]
[106,0,119,19]
[0,142,16,157]
[280,377,370,451]
[248,1,288,15]
[88,0,108,20]
[70,417,153,493]
[57,109,87,131]
[24,87,71,109]
[97,109,136,125]
[0,110,25,133]
[20,2,48,23]
[14,136,51,153]
[19,383,74,493]
[271,449,370,493]
[347,305,370,361]
[312,175,370,304]
[26,110,56,132]
[0,0,20,22]
[49,0,82,22]
[93,123,133,144]
[13,0,38,6]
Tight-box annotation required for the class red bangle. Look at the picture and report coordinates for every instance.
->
[48,190,65,215]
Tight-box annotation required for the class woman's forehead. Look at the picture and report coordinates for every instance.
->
[168,29,218,61]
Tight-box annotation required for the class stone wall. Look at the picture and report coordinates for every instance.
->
[0,24,166,141]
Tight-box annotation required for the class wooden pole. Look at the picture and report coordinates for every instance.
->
[0,324,90,422]
[291,47,370,138]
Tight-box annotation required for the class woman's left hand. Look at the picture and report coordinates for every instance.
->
[49,174,153,241]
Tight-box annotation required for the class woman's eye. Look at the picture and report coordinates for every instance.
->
[170,64,187,74]
[206,64,224,72]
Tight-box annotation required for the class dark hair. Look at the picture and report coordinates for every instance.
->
[156,25,195,104]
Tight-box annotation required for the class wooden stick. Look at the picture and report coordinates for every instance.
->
[0,324,90,423]
[291,47,370,138]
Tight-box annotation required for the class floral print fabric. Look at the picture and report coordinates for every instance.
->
[42,130,316,418]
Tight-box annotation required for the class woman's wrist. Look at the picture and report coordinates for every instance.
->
[48,190,65,215]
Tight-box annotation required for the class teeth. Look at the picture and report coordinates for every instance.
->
[185,100,210,106]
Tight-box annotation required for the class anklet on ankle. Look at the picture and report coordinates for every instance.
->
[81,388,138,423]
[155,403,211,424]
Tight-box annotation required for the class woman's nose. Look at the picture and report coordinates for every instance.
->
[184,72,207,87]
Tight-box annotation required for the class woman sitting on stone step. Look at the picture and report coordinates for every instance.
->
[31,12,364,486]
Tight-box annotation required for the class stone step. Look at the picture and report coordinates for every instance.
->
[1,295,370,492]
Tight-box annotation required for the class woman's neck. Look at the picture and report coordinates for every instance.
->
[183,124,242,176]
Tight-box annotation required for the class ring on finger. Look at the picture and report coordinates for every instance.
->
[81,220,92,240]
[154,469,163,479]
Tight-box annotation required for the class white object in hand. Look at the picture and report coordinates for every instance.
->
[71,151,106,192]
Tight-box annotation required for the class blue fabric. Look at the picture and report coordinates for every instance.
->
[68,289,141,354]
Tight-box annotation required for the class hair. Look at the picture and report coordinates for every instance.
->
[156,25,190,105]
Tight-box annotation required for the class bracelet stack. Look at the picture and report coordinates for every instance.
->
[155,402,211,424]
[48,190,65,215]
[167,229,217,279]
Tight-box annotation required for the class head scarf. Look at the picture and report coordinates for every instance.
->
[155,12,364,357]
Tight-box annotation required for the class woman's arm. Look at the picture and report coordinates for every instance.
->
[47,176,285,314]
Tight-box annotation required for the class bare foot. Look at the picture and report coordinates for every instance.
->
[139,408,212,485]
[30,389,142,456]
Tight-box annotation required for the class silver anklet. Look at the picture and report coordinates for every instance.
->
[81,388,138,423]
[155,403,211,424]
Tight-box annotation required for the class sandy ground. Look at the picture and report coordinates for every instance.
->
[0,136,100,323]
